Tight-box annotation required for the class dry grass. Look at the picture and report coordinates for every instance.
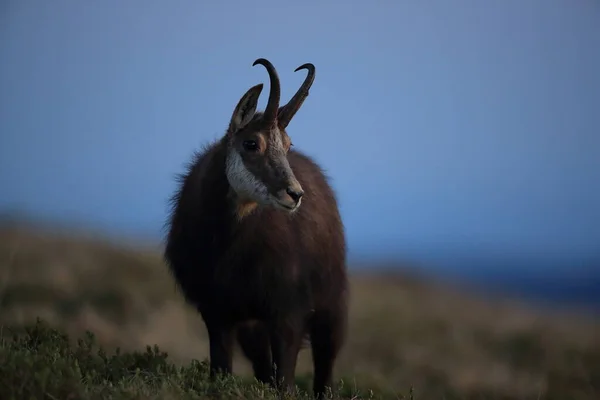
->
[0,221,599,399]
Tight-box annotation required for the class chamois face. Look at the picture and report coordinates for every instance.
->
[224,84,304,215]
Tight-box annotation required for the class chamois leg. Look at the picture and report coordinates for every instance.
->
[269,319,304,395]
[310,310,346,399]
[205,321,235,379]
[236,322,274,384]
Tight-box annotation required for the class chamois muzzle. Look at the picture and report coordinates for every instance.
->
[275,179,304,211]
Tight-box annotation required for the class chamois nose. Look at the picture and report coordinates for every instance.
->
[286,187,304,203]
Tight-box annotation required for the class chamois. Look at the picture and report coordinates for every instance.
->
[163,58,348,399]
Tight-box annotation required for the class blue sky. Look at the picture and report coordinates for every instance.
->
[1,0,599,266]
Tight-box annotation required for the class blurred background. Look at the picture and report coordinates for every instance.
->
[1,1,599,399]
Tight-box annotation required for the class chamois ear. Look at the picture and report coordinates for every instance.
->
[228,83,263,134]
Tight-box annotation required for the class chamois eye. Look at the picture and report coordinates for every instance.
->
[242,140,258,151]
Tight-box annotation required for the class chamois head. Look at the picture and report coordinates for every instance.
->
[224,58,315,216]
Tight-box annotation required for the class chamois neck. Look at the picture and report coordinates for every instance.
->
[231,195,259,221]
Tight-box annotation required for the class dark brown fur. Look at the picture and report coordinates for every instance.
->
[163,61,348,398]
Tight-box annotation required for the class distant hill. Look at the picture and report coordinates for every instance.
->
[459,266,600,313]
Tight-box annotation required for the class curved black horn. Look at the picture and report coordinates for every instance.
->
[252,58,281,127]
[277,63,315,128]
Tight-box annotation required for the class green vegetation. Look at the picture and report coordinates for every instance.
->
[1,221,599,399]
[1,319,387,399]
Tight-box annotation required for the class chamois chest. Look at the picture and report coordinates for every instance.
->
[197,211,312,320]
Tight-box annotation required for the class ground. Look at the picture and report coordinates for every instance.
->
[0,220,599,399]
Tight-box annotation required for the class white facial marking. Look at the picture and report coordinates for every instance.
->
[225,149,270,203]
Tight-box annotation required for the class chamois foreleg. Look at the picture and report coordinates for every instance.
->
[269,317,305,394]
[236,321,274,384]
[310,309,346,399]
[205,319,235,379]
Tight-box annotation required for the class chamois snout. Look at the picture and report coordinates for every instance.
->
[275,179,304,211]
[286,185,304,203]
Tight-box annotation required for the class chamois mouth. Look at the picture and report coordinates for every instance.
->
[274,198,301,212]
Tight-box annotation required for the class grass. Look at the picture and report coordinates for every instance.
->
[0,220,599,399]
[1,318,382,399]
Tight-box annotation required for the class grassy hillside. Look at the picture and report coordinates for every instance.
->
[0,221,599,399]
